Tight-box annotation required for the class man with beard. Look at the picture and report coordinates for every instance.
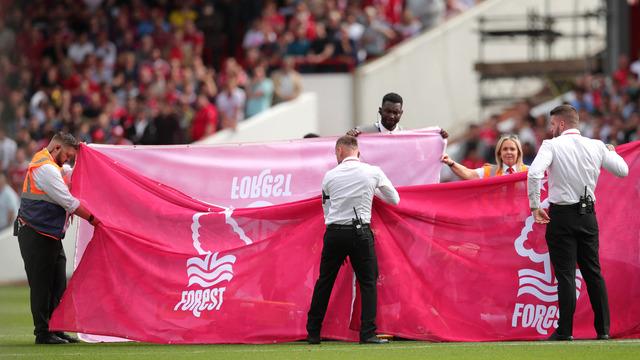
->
[528,105,628,340]
[15,132,101,344]
[346,92,448,138]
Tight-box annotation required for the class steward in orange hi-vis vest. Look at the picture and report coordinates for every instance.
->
[19,148,67,240]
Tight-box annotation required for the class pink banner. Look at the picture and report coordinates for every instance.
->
[86,129,446,208]
[52,139,640,343]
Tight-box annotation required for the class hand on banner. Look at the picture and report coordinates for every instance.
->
[346,128,362,137]
[441,153,455,166]
[532,208,550,224]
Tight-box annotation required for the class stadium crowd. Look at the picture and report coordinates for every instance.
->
[0,0,479,209]
[5,1,639,229]
[444,55,640,179]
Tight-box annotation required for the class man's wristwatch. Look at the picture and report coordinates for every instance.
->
[88,214,95,223]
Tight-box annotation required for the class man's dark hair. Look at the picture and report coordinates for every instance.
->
[303,133,320,138]
[550,104,579,126]
[335,135,358,149]
[382,92,403,106]
[51,132,79,149]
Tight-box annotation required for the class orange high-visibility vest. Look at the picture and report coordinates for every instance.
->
[18,148,67,240]
[482,163,529,178]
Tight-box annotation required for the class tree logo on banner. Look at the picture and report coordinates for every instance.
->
[173,209,252,317]
[511,180,583,336]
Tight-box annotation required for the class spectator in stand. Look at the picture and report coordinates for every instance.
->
[305,22,335,72]
[191,94,218,142]
[127,108,156,145]
[0,173,19,231]
[182,19,205,65]
[287,25,312,58]
[631,51,640,81]
[95,31,117,72]
[7,146,29,193]
[197,3,225,70]
[245,64,274,118]
[0,18,16,55]
[345,12,365,44]
[218,58,248,90]
[333,25,359,70]
[169,4,197,30]
[394,9,423,40]
[405,0,446,29]
[216,76,246,130]
[262,1,286,35]
[0,127,17,172]
[108,126,132,146]
[442,134,528,180]
[67,32,94,65]
[272,57,303,104]
[571,87,595,113]
[154,102,183,145]
[360,6,396,58]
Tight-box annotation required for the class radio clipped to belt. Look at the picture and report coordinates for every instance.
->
[352,207,364,236]
[579,186,594,215]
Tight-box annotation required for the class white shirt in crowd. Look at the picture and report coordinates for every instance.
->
[68,41,95,64]
[322,156,400,225]
[216,88,246,123]
[0,183,19,230]
[0,135,17,171]
[527,128,628,209]
[95,40,118,68]
[631,58,640,81]
[32,164,80,214]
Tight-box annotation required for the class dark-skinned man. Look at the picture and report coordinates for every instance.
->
[346,92,449,139]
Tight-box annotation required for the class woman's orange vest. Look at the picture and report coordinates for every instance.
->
[482,163,529,178]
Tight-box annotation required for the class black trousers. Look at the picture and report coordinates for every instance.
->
[17,225,67,336]
[306,225,378,341]
[546,204,610,337]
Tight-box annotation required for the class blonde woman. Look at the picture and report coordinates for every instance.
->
[442,135,528,180]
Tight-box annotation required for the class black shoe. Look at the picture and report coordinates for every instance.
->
[546,331,573,341]
[360,336,389,344]
[35,334,69,344]
[597,334,610,340]
[55,332,80,343]
[307,335,321,345]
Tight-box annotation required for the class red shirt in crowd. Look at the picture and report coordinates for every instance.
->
[191,103,218,141]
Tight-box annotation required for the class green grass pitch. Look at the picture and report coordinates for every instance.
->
[1,285,639,359]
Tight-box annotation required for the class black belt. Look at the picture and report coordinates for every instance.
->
[549,202,594,214]
[326,223,370,230]
[549,202,580,209]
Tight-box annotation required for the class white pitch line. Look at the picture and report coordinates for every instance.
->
[1,340,640,357]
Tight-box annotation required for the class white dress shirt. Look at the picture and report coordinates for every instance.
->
[32,164,80,213]
[375,121,403,134]
[322,156,400,225]
[528,129,628,209]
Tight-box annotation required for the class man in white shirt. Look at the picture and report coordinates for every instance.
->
[306,135,399,345]
[528,105,628,341]
[16,133,101,344]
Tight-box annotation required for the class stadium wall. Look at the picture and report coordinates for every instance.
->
[354,0,604,134]
[196,92,318,144]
